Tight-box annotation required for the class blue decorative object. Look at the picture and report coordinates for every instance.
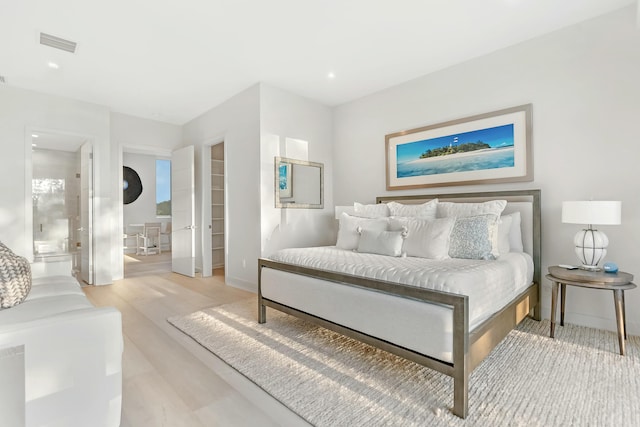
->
[603,262,618,274]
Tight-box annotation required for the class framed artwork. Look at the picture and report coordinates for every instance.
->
[278,161,292,198]
[385,104,532,190]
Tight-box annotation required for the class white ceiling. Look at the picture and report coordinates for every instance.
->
[0,0,634,125]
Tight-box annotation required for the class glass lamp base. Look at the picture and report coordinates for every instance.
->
[574,228,608,272]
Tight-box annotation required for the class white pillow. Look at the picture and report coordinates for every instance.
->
[387,199,438,219]
[449,215,499,260]
[336,213,388,250]
[436,200,507,218]
[357,229,405,257]
[507,211,524,253]
[389,217,455,260]
[353,202,390,218]
[497,214,513,256]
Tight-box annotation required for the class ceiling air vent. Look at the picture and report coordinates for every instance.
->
[40,32,77,53]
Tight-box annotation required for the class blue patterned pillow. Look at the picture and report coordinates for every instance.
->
[448,215,499,260]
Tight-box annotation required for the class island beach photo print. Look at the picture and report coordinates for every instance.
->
[396,124,515,178]
[385,104,532,190]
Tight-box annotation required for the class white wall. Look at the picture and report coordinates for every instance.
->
[180,83,333,291]
[0,85,114,285]
[0,89,182,283]
[260,84,335,257]
[182,84,261,290]
[332,6,640,334]
[111,112,182,153]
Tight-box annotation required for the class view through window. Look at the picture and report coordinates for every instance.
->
[156,159,171,216]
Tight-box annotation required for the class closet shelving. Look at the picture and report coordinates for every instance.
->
[211,143,224,269]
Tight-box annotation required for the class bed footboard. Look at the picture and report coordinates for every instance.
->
[258,258,472,418]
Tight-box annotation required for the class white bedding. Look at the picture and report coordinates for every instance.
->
[268,246,534,328]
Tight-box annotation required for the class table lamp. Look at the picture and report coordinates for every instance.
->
[561,201,621,271]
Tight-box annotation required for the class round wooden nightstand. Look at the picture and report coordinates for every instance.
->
[546,266,635,355]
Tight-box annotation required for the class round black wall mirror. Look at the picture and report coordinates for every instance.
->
[123,166,143,204]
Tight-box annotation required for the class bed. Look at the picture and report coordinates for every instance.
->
[258,189,541,418]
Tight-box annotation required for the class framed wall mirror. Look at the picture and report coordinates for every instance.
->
[275,156,324,209]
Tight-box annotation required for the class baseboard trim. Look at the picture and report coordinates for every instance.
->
[226,276,257,293]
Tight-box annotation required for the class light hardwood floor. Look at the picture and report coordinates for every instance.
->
[83,254,309,427]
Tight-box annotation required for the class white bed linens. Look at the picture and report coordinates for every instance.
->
[269,246,533,326]
[263,246,533,362]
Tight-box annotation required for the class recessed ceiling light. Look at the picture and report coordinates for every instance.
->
[32,143,37,147]
[31,134,39,138]
[327,72,336,79]
[47,61,59,69]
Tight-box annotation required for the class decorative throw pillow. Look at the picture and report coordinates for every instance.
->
[0,247,32,309]
[356,229,405,257]
[336,213,389,250]
[0,241,13,255]
[387,199,438,219]
[448,215,499,260]
[353,202,390,218]
[497,214,513,256]
[507,211,524,253]
[436,200,507,219]
[389,216,455,260]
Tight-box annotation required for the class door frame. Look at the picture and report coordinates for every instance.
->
[24,127,95,274]
[200,138,226,278]
[116,143,173,280]
[79,141,94,284]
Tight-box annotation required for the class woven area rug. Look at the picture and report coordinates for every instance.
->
[168,299,640,426]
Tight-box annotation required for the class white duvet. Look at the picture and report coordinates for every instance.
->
[268,246,534,328]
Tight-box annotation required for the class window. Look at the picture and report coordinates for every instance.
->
[156,159,171,216]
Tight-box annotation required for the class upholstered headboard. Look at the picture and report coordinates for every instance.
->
[376,189,541,287]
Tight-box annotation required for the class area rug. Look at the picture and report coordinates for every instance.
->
[168,300,640,426]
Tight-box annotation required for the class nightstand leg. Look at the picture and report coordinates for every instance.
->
[550,281,559,338]
[613,290,626,356]
[622,291,627,340]
[560,284,566,327]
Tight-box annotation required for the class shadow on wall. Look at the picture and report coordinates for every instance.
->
[263,212,337,257]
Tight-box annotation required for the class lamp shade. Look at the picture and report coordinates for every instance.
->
[561,201,621,225]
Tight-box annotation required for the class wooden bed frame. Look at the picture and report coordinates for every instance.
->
[258,189,541,418]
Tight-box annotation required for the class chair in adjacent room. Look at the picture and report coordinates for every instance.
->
[136,222,161,255]
[160,222,172,252]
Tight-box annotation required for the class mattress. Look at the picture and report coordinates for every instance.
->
[262,246,534,362]
[268,246,533,326]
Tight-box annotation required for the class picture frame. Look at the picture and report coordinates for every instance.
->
[385,104,532,190]
[278,161,293,198]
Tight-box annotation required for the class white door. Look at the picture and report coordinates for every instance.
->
[80,142,94,284]
[171,145,196,277]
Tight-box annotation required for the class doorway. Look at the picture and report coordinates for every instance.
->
[30,131,93,282]
[122,151,173,278]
